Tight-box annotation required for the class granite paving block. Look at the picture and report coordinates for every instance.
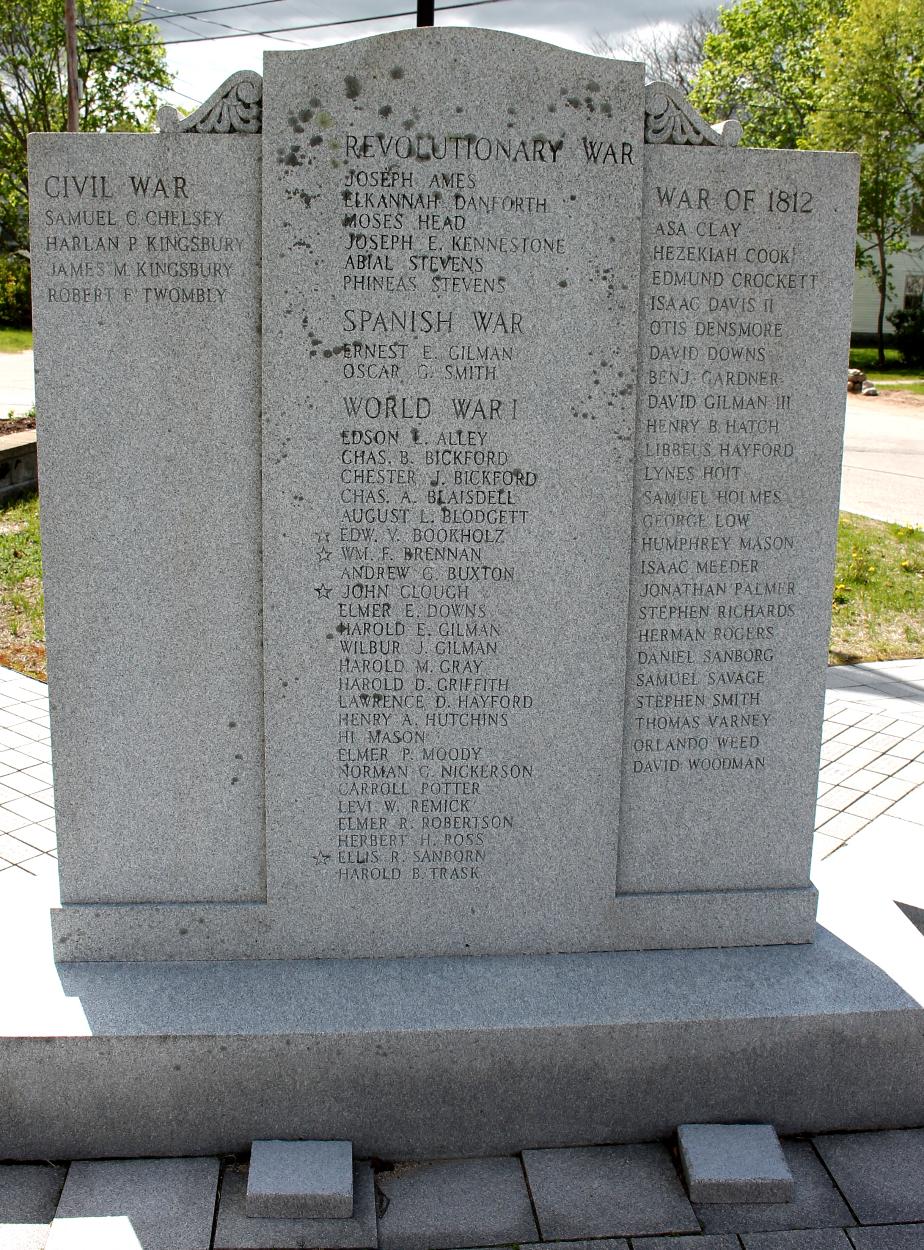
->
[452,1243,628,1250]
[847,1228,924,1250]
[45,1158,219,1250]
[246,1139,352,1218]
[521,1242,630,1250]
[0,1165,67,1250]
[694,1143,854,1233]
[741,1232,854,1250]
[813,1131,924,1223]
[376,1157,536,1250]
[214,1162,376,1250]
[633,1236,739,1250]
[523,1144,699,1240]
[678,1124,794,1203]
[0,1169,65,1223]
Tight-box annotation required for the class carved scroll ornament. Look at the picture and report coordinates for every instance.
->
[645,81,742,147]
[157,70,263,135]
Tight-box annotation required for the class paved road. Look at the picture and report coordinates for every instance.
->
[3,352,923,527]
[841,392,924,528]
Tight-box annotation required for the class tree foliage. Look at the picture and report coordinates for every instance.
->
[592,9,721,95]
[808,0,924,361]
[0,0,171,254]
[690,0,847,148]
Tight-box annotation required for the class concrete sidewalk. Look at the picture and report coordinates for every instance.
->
[0,349,35,417]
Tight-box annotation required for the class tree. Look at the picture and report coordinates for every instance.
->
[0,0,171,256]
[592,8,721,96]
[808,0,924,362]
[690,0,847,149]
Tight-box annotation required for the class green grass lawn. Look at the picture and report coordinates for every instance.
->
[0,327,32,353]
[0,495,918,683]
[855,347,924,390]
[849,346,923,379]
[830,513,924,664]
[0,491,45,680]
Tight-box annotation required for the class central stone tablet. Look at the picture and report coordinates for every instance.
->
[261,30,643,957]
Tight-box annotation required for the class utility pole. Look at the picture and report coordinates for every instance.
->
[64,0,79,131]
[417,0,435,26]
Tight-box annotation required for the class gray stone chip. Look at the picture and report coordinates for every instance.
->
[678,1124,794,1203]
[246,1139,353,1219]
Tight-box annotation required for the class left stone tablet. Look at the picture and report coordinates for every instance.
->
[28,133,265,912]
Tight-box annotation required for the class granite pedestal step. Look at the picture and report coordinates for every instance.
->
[2,926,924,1160]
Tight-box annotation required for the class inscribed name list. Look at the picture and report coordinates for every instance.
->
[618,145,859,895]
[28,133,264,905]
[261,30,643,957]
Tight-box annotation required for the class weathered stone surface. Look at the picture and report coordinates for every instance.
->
[376,1157,537,1250]
[215,1162,376,1249]
[522,1143,698,1240]
[618,144,859,908]
[45,1158,219,1250]
[694,1143,854,1233]
[813,1130,924,1224]
[259,27,643,959]
[28,134,264,924]
[245,1139,352,1218]
[678,1124,794,1203]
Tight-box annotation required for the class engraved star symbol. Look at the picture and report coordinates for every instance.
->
[317,547,333,562]
[313,850,331,866]
[315,531,331,544]
[314,584,332,598]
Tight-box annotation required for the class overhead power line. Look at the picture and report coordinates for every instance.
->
[157,0,511,45]
[135,0,313,46]
[136,0,314,19]
[81,0,509,41]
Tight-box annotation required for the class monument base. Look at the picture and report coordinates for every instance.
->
[3,905,924,1159]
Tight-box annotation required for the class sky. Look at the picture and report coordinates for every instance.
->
[146,0,701,110]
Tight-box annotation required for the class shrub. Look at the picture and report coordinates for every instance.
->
[0,254,31,328]
[888,303,924,368]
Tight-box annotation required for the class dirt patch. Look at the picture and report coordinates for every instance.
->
[0,415,36,435]
[856,388,924,407]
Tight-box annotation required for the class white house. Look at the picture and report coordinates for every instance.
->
[851,208,924,340]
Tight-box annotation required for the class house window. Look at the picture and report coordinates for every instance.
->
[904,275,924,309]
